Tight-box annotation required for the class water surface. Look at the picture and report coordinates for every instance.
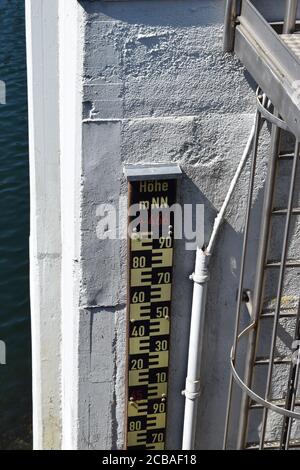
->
[0,0,32,449]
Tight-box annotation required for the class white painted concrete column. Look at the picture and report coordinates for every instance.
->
[26,0,125,449]
[25,0,62,450]
[58,0,83,450]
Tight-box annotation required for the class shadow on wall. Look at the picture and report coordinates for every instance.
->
[186,173,267,449]
[80,0,225,27]
[167,175,221,449]
[166,160,270,449]
[195,129,300,449]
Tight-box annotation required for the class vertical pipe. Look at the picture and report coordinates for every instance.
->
[223,0,238,52]
[283,0,298,34]
[223,109,262,449]
[237,121,281,449]
[182,249,209,450]
[182,94,260,450]
[259,140,300,449]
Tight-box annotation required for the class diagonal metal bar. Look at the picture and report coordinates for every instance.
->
[223,107,263,449]
[237,117,281,450]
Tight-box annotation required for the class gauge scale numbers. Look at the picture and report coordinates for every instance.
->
[127,178,177,450]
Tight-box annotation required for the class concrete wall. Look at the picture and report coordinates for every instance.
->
[78,0,258,449]
[27,0,285,450]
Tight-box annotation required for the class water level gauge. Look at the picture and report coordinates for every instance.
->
[124,164,182,450]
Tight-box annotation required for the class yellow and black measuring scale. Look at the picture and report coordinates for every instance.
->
[124,163,182,450]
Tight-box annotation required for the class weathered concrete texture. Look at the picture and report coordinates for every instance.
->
[81,121,123,307]
[77,307,125,449]
[82,0,254,118]
[27,0,300,450]
[78,0,263,450]
[77,0,300,450]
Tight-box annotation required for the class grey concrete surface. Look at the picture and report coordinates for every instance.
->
[78,0,262,449]
[28,0,300,450]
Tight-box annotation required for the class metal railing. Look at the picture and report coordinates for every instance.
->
[223,91,300,450]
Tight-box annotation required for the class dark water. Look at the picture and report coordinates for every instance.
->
[0,0,32,449]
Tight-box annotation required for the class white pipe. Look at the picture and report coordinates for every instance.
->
[182,248,209,450]
[182,116,257,450]
[207,122,256,255]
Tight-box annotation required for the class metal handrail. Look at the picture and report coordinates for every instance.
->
[230,323,300,421]
[256,94,290,131]
[284,0,298,34]
[223,91,300,449]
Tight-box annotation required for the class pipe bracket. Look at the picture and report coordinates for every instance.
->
[182,379,201,400]
[189,272,209,284]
